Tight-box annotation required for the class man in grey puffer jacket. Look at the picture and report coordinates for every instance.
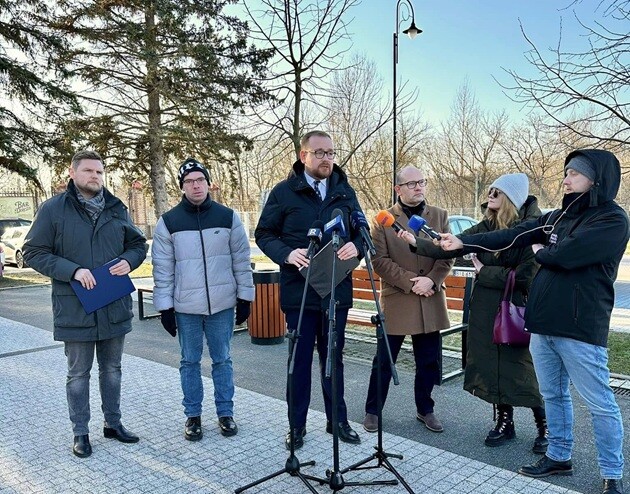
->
[151,158,254,441]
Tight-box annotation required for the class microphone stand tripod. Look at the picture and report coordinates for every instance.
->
[235,251,321,494]
[338,243,415,493]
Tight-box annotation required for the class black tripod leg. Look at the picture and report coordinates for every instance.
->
[336,245,416,492]
[234,458,319,494]
[234,262,320,493]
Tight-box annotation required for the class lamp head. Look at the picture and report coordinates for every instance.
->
[403,21,422,39]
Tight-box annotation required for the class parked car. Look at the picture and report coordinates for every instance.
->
[1,225,31,268]
[448,215,477,268]
[0,218,32,239]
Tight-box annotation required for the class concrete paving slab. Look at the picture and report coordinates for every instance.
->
[0,317,582,494]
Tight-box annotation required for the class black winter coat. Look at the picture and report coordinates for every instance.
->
[255,161,364,311]
[459,150,630,347]
[23,181,147,342]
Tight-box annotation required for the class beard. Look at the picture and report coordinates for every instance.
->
[76,181,103,198]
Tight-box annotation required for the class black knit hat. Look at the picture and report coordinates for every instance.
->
[178,158,210,189]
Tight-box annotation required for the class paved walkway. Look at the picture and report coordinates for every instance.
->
[0,316,582,494]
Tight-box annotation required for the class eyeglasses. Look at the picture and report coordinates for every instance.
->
[488,187,503,198]
[182,177,207,186]
[305,150,337,159]
[398,179,428,189]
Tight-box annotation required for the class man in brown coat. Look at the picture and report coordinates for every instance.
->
[363,166,453,433]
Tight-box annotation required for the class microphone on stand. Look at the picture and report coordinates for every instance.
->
[324,208,346,238]
[375,210,405,233]
[408,215,442,241]
[350,211,376,256]
[305,220,324,259]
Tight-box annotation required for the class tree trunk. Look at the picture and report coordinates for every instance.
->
[145,4,169,219]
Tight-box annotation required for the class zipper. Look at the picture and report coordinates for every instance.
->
[197,207,212,314]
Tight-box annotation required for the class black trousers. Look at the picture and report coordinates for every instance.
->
[365,331,440,416]
[285,309,349,429]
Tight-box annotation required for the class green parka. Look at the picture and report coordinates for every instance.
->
[415,196,543,407]
[23,181,147,342]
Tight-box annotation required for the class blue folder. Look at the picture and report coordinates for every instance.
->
[70,259,136,314]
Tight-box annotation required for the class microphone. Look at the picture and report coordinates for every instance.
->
[375,210,405,233]
[408,215,442,241]
[324,208,346,238]
[305,220,324,259]
[350,211,376,256]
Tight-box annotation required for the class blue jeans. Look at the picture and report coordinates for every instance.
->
[530,334,624,479]
[65,336,125,435]
[176,310,235,418]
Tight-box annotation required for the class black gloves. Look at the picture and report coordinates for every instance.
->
[160,308,177,337]
[235,298,251,326]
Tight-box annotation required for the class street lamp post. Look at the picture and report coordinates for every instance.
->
[392,0,421,204]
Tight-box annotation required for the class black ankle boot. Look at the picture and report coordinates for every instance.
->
[485,405,515,447]
[532,406,549,454]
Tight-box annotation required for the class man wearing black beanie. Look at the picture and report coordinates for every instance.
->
[152,157,253,441]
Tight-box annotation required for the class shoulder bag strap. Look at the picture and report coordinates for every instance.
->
[502,269,516,302]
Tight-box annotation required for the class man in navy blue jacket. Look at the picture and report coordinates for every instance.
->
[255,130,364,450]
[439,150,627,494]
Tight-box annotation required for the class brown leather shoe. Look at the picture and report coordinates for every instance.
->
[417,412,444,433]
[363,413,378,433]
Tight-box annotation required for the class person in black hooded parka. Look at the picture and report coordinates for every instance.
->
[439,150,628,494]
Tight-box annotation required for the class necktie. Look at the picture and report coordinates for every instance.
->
[313,180,323,202]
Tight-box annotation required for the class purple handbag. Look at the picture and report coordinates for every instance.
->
[492,270,530,346]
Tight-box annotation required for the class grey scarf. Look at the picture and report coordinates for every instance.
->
[76,188,105,225]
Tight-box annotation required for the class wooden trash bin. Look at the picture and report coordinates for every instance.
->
[248,270,286,345]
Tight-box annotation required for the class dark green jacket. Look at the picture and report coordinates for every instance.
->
[459,150,629,347]
[23,181,147,342]
[415,196,543,407]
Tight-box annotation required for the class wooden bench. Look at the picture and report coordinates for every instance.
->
[137,287,160,321]
[347,267,472,383]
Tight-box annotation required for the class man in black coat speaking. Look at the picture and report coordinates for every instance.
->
[255,130,364,451]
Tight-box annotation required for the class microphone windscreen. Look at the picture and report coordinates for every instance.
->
[408,215,427,233]
[311,220,325,231]
[350,211,368,230]
[375,210,395,227]
[331,208,343,221]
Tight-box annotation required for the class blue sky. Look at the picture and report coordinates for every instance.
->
[350,0,602,123]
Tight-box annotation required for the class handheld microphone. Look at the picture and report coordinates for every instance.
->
[324,208,346,238]
[350,211,376,256]
[408,215,442,241]
[305,220,324,259]
[375,210,405,233]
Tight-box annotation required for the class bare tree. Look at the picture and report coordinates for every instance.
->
[424,83,508,215]
[501,0,630,150]
[243,0,360,158]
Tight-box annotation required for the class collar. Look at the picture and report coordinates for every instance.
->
[398,199,426,219]
[304,172,328,190]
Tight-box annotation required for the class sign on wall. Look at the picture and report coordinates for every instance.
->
[0,197,35,219]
